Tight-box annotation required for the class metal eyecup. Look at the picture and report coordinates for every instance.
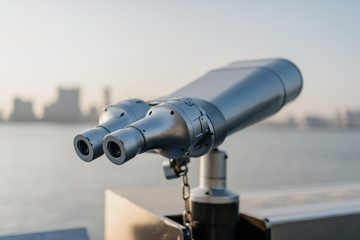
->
[73,98,150,163]
[102,127,144,165]
[73,127,110,162]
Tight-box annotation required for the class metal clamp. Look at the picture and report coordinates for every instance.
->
[162,157,190,179]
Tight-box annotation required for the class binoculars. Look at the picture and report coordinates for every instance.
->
[74,59,302,164]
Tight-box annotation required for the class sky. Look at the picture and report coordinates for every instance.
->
[0,1,359,120]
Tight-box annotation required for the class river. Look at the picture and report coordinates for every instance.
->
[0,123,359,240]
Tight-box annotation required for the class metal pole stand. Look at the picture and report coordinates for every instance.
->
[190,148,239,240]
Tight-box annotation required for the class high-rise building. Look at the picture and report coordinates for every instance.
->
[346,110,360,128]
[9,98,38,121]
[43,88,83,122]
[305,115,331,128]
[104,87,111,106]
[334,110,342,128]
[86,106,98,123]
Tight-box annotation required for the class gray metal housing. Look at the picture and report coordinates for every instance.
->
[163,59,302,135]
[102,59,302,164]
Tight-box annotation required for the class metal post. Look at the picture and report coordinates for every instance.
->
[190,148,239,240]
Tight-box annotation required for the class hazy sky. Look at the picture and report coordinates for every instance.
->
[0,1,359,120]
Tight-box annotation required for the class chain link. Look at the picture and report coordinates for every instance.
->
[165,158,193,239]
[180,165,193,239]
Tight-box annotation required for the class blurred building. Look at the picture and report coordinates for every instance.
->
[9,98,38,122]
[333,109,345,129]
[86,106,98,123]
[305,116,331,128]
[346,110,360,128]
[258,116,299,129]
[43,88,83,122]
[104,87,111,106]
[283,116,298,128]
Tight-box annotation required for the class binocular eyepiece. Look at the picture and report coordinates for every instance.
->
[73,99,150,162]
[73,58,303,165]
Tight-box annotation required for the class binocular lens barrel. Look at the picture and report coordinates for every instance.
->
[73,99,150,162]
[103,127,145,165]
[74,127,110,162]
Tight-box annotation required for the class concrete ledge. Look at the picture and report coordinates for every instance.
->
[0,228,89,240]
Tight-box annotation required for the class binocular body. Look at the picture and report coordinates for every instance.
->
[74,59,302,164]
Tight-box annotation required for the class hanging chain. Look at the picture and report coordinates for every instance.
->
[163,157,193,239]
[180,164,193,240]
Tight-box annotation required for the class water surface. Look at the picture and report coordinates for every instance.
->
[0,123,359,239]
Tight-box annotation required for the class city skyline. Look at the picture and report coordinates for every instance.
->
[0,87,109,122]
[1,1,360,120]
[1,85,360,129]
